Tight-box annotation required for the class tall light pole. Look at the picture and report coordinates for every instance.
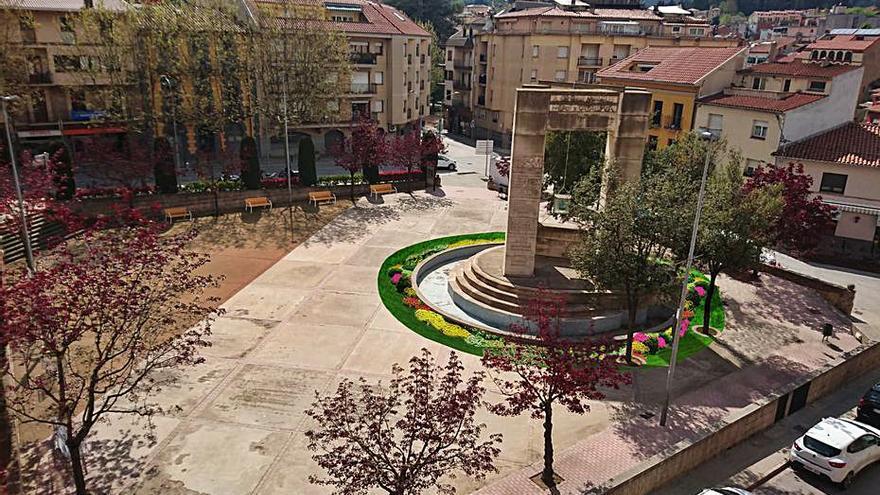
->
[2,95,36,275]
[282,76,293,207]
[659,130,717,427]
[159,75,182,176]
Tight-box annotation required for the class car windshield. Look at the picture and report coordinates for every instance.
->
[804,435,841,457]
[867,390,880,403]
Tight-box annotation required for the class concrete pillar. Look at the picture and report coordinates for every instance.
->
[600,89,651,205]
[503,90,550,277]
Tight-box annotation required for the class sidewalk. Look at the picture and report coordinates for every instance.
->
[652,368,880,494]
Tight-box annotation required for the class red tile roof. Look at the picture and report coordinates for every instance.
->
[495,6,662,20]
[0,0,127,11]
[807,35,880,52]
[700,92,825,113]
[749,43,773,54]
[742,60,859,79]
[597,46,745,86]
[254,0,429,37]
[775,122,880,168]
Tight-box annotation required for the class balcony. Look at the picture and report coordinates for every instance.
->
[28,72,52,84]
[453,81,471,91]
[578,56,603,66]
[349,83,377,94]
[663,115,683,131]
[477,96,486,106]
[453,61,473,70]
[349,52,377,65]
[479,54,487,64]
[478,73,487,85]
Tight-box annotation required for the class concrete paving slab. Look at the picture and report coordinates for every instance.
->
[133,420,290,495]
[289,291,380,328]
[148,357,239,417]
[247,322,366,370]
[253,435,334,495]
[319,265,380,294]
[342,245,399,267]
[202,317,278,360]
[367,306,412,333]
[282,240,361,264]
[222,286,310,321]
[198,364,334,430]
[251,260,333,289]
[341,328,453,376]
[364,229,434,248]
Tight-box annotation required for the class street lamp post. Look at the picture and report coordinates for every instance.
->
[159,75,182,177]
[281,77,293,207]
[1,95,36,275]
[658,130,716,427]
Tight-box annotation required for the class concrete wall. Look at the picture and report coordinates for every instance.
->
[835,210,878,242]
[602,340,880,495]
[535,223,580,258]
[760,263,856,315]
[789,158,880,206]
[782,67,862,141]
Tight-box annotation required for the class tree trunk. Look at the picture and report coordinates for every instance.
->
[541,402,555,487]
[702,271,718,334]
[624,305,637,364]
[213,188,220,217]
[350,172,355,201]
[68,441,88,495]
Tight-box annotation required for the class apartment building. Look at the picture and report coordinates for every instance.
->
[798,29,880,98]
[774,122,880,259]
[597,46,746,150]
[695,60,862,171]
[0,0,134,144]
[254,0,432,154]
[443,1,740,144]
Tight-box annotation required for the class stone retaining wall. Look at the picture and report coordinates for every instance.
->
[760,263,856,315]
[72,181,424,219]
[535,223,580,259]
[600,340,880,495]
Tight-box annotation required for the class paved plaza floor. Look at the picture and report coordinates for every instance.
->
[17,184,867,495]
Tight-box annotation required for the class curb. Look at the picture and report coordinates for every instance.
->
[746,460,791,490]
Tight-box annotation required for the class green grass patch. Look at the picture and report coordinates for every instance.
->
[377,232,506,356]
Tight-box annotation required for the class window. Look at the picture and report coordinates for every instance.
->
[820,173,847,193]
[647,135,658,151]
[554,70,567,82]
[707,113,723,132]
[445,89,452,100]
[751,120,768,139]
[671,25,681,33]
[670,103,684,129]
[532,45,539,58]
[447,50,452,61]
[530,69,537,81]
[667,138,676,146]
[60,15,76,44]
[808,80,827,93]
[847,435,878,453]
[651,100,663,127]
[752,77,765,90]
[372,100,384,113]
[374,71,383,84]
[783,79,791,92]
[744,159,762,176]
[371,43,383,55]
[688,27,705,36]
[557,46,569,58]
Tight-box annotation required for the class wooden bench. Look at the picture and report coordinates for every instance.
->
[244,196,272,212]
[308,190,336,206]
[369,183,397,200]
[164,207,192,223]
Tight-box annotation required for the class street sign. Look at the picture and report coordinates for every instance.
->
[475,139,493,155]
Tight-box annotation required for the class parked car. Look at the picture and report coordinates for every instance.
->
[857,383,880,428]
[697,487,752,495]
[789,417,880,488]
[436,154,457,171]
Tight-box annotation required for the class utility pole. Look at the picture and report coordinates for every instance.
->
[2,95,35,275]
[282,77,293,207]
[659,131,716,427]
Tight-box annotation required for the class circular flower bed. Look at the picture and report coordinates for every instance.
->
[378,233,725,365]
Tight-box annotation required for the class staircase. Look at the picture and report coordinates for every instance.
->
[1,211,68,265]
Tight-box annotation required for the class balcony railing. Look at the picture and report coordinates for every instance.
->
[478,74,487,85]
[453,61,473,70]
[477,96,486,106]
[479,54,487,63]
[349,83,377,94]
[28,72,52,84]
[453,81,471,91]
[577,56,603,66]
[349,52,377,65]
[663,115,683,131]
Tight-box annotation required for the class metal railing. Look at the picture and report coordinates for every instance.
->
[349,52,377,65]
[349,83,377,94]
[577,56,603,66]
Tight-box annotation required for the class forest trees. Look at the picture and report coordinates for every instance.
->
[306,349,501,495]
[0,226,221,495]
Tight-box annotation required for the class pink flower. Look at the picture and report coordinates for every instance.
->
[680,319,690,336]
[695,286,706,297]
[658,336,667,348]
[633,332,648,342]
[391,273,402,285]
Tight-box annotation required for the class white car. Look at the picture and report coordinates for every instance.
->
[697,488,752,495]
[436,154,457,171]
[789,417,880,488]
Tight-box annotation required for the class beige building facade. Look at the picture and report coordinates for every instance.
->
[443,3,740,145]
